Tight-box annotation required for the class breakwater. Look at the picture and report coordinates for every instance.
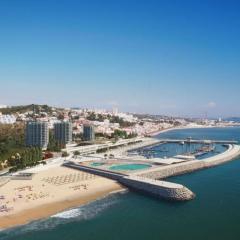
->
[119,176,195,201]
[63,162,195,201]
[136,144,240,179]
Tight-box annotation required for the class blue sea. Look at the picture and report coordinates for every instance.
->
[1,127,240,240]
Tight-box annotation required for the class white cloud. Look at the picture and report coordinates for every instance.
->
[207,101,217,108]
[106,100,119,107]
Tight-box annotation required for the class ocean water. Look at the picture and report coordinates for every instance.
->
[1,127,240,240]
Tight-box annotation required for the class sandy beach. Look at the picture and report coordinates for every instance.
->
[0,166,123,230]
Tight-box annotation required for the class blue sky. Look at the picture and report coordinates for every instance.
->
[0,0,240,117]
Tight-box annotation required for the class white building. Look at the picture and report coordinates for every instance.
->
[0,114,16,124]
[0,105,7,109]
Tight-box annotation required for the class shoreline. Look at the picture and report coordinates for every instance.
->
[148,125,239,137]
[0,183,123,230]
[0,166,124,231]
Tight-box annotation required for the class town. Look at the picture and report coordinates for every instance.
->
[1,103,240,230]
[0,103,239,173]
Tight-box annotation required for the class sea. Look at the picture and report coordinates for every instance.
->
[1,127,240,240]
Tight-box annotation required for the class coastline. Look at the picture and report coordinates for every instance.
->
[0,183,123,230]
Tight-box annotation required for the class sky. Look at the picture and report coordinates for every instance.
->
[0,0,240,118]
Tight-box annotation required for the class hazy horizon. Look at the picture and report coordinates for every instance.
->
[1,0,240,118]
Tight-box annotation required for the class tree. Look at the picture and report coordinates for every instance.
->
[47,131,63,152]
[73,151,80,156]
[62,151,69,157]
[112,129,128,139]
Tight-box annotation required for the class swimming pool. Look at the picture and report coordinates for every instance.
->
[109,163,151,171]
[91,162,105,167]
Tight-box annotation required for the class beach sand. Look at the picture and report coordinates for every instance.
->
[0,166,123,230]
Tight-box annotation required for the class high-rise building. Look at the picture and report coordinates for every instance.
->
[83,124,95,141]
[25,121,49,149]
[54,121,72,145]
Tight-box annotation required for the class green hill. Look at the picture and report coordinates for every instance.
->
[0,104,54,114]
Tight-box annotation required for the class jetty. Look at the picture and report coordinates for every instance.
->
[63,161,195,201]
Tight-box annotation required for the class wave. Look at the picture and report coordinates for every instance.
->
[52,208,82,219]
[52,189,127,220]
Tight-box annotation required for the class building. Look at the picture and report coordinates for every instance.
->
[83,124,95,141]
[0,114,16,124]
[0,105,7,109]
[54,121,72,144]
[25,121,49,149]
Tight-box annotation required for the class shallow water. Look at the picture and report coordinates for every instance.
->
[109,163,151,171]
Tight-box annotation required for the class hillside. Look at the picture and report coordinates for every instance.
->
[0,104,54,114]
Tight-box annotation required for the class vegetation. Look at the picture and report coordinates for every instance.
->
[0,123,44,172]
[111,129,137,140]
[73,133,83,141]
[96,148,108,153]
[95,132,111,139]
[111,129,127,139]
[73,151,80,156]
[110,115,135,127]
[86,112,135,127]
[0,104,53,115]
[62,151,69,157]
[47,131,65,152]
[0,124,25,163]
[8,147,43,172]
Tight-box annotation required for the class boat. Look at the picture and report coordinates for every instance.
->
[194,145,215,157]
